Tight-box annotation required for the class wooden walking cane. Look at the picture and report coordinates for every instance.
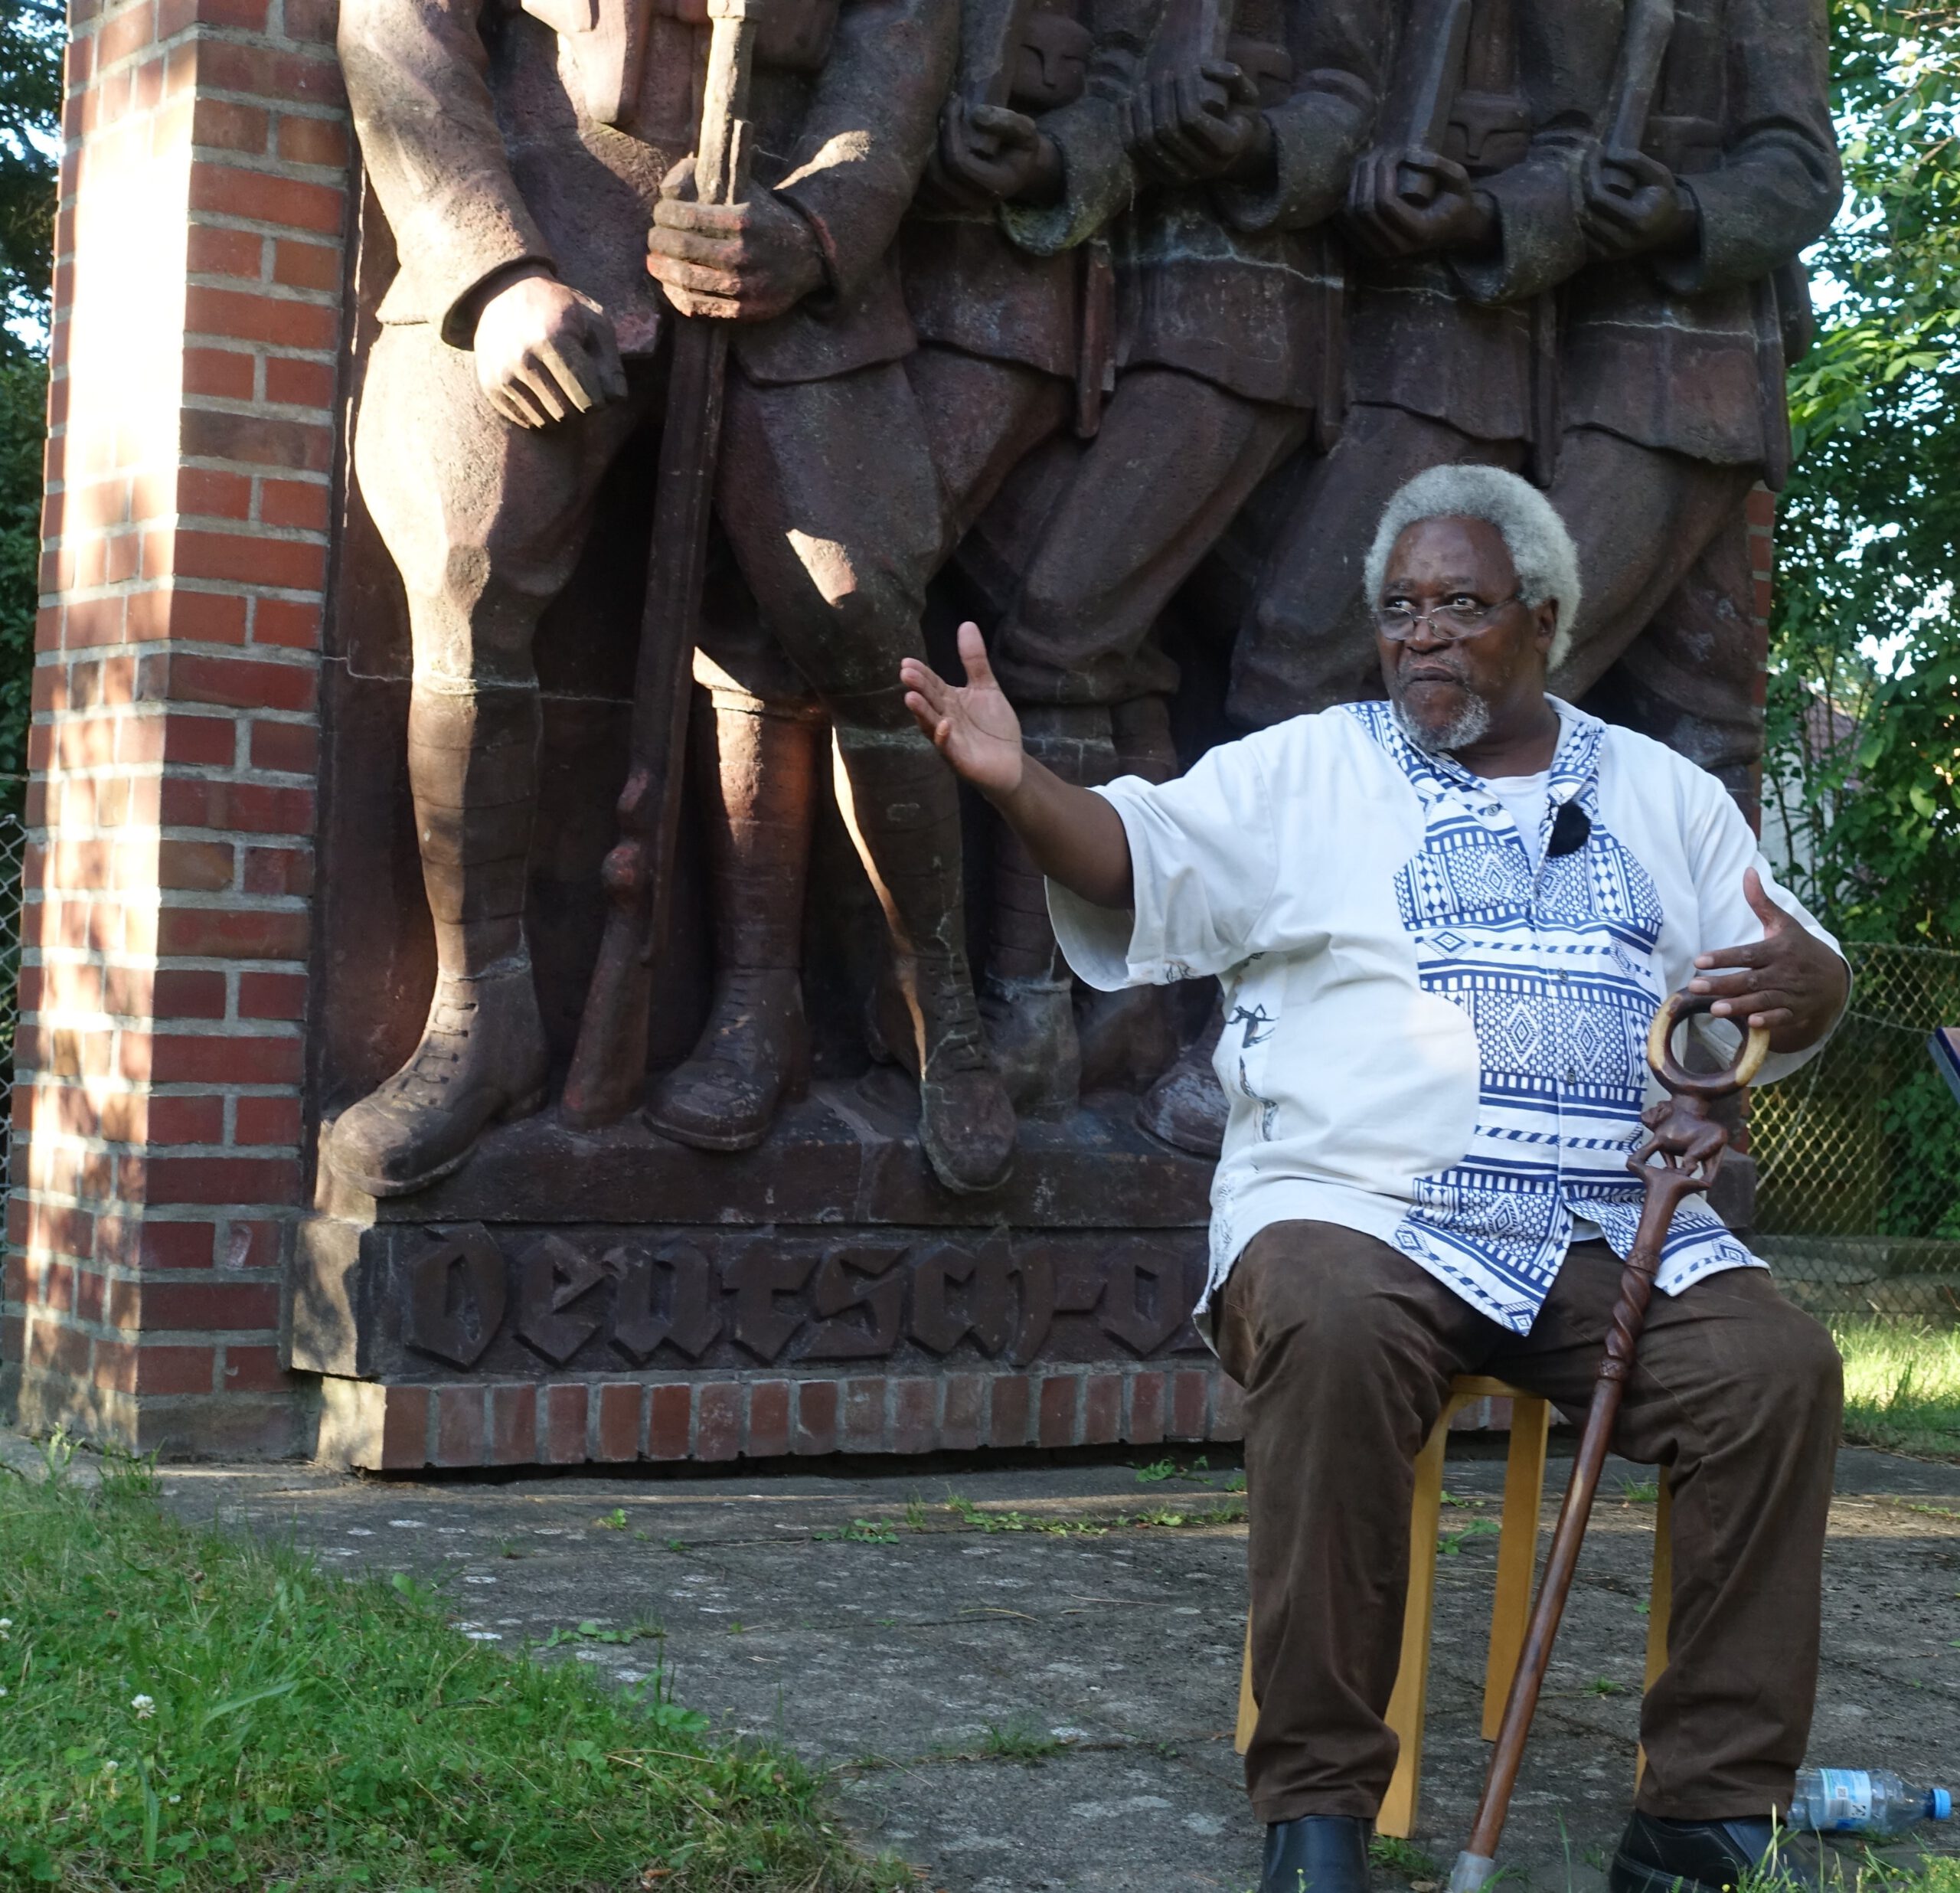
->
[1446,989,1772,1893]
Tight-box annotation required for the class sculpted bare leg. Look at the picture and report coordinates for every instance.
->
[332,321,646,1194]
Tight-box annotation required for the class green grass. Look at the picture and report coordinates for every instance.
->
[0,1452,910,1891]
[1834,1319,1960,1459]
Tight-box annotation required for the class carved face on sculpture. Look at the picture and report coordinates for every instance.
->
[1375,516,1560,755]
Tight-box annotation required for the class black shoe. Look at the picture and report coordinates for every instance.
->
[1262,1815,1370,1893]
[1609,1812,1820,1893]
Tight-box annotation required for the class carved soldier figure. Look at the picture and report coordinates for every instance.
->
[1135,0,1615,1157]
[969,0,1390,1115]
[332,0,1018,1198]
[1230,0,1617,719]
[906,0,1165,1112]
[1544,0,1838,808]
[655,0,1153,1133]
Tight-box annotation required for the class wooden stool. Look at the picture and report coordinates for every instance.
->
[1233,1375,1673,1837]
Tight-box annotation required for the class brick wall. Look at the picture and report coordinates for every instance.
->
[2,0,348,1456]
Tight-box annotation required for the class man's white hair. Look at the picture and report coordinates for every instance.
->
[1363,465,1582,669]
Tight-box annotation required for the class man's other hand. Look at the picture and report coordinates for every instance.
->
[648,165,828,322]
[902,622,1027,798]
[937,99,1063,207]
[1580,148,1697,260]
[472,273,628,429]
[1120,62,1271,188]
[1344,145,1494,258]
[1690,868,1849,1052]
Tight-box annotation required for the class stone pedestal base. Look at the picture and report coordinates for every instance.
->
[293,1077,1234,1469]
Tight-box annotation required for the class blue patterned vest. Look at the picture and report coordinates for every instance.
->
[1351,701,1752,1332]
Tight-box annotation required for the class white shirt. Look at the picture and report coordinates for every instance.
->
[1050,699,1845,1333]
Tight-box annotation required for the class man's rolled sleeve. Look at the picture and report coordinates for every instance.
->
[1047,737,1282,991]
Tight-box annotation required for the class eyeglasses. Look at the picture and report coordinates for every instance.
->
[1375,593,1523,641]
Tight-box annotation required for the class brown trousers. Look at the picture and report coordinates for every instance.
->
[1216,1221,1842,1828]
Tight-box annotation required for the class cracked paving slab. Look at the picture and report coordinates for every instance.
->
[45,1440,1960,1893]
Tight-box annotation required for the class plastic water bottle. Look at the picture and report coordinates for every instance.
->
[1788,1767,1953,1837]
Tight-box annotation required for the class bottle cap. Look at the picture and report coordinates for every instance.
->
[1932,1789,1952,1821]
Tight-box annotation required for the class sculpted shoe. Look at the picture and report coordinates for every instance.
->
[327,961,549,1197]
[645,968,812,1152]
[1135,1036,1228,1158]
[980,975,1080,1117]
[1609,1813,1821,1893]
[1075,984,1178,1094]
[1262,1815,1370,1893]
[916,978,1015,1194]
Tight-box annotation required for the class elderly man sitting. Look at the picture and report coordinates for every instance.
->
[903,466,1850,1893]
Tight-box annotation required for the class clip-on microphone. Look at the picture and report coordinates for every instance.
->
[1547,801,1592,858]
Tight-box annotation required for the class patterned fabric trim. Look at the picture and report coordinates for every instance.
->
[1350,699,1759,1333]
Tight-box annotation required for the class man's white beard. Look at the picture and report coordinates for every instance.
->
[1392,690,1492,755]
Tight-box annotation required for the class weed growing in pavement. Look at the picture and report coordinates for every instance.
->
[1370,1834,1441,1881]
[541,1619,665,1649]
[1587,1676,1625,1697]
[819,1519,899,1545]
[1438,1518,1501,1557]
[940,1490,1244,1535]
[594,1506,630,1530]
[0,1462,912,1890]
[1619,1478,1661,1504]
[980,1719,1068,1764]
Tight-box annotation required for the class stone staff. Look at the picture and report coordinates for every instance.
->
[561,0,768,1129]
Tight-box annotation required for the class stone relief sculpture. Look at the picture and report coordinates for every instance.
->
[312,0,1838,1375]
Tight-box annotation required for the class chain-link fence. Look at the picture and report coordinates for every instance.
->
[1753,943,1960,1321]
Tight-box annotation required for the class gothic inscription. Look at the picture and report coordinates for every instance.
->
[386,1226,1205,1377]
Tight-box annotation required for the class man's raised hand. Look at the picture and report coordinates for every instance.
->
[901,622,1027,799]
[1690,868,1849,1053]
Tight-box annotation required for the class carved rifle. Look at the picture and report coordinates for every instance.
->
[1537,0,1671,489]
[1382,0,1472,205]
[1600,0,1675,173]
[561,0,767,1129]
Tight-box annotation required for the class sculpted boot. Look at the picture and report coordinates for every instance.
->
[1135,994,1228,1159]
[647,687,820,1151]
[328,685,550,1196]
[982,704,1116,1116]
[1075,694,1180,1093]
[837,711,1015,1193]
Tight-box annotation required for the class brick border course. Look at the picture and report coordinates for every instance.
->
[312,1364,1284,1471]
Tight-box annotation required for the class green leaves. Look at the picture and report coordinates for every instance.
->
[1766,6,1960,955]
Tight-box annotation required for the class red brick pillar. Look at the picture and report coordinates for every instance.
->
[3,0,348,1455]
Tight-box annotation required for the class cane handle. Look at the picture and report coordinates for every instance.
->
[1645,989,1771,1099]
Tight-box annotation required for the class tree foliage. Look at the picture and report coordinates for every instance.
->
[1763,4,1960,947]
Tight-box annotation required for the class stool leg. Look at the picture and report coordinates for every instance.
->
[1379,1397,1462,1839]
[1482,1394,1551,1739]
[1236,1613,1258,1756]
[1636,1468,1673,1792]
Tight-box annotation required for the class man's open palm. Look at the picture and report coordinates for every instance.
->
[902,623,1027,797]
